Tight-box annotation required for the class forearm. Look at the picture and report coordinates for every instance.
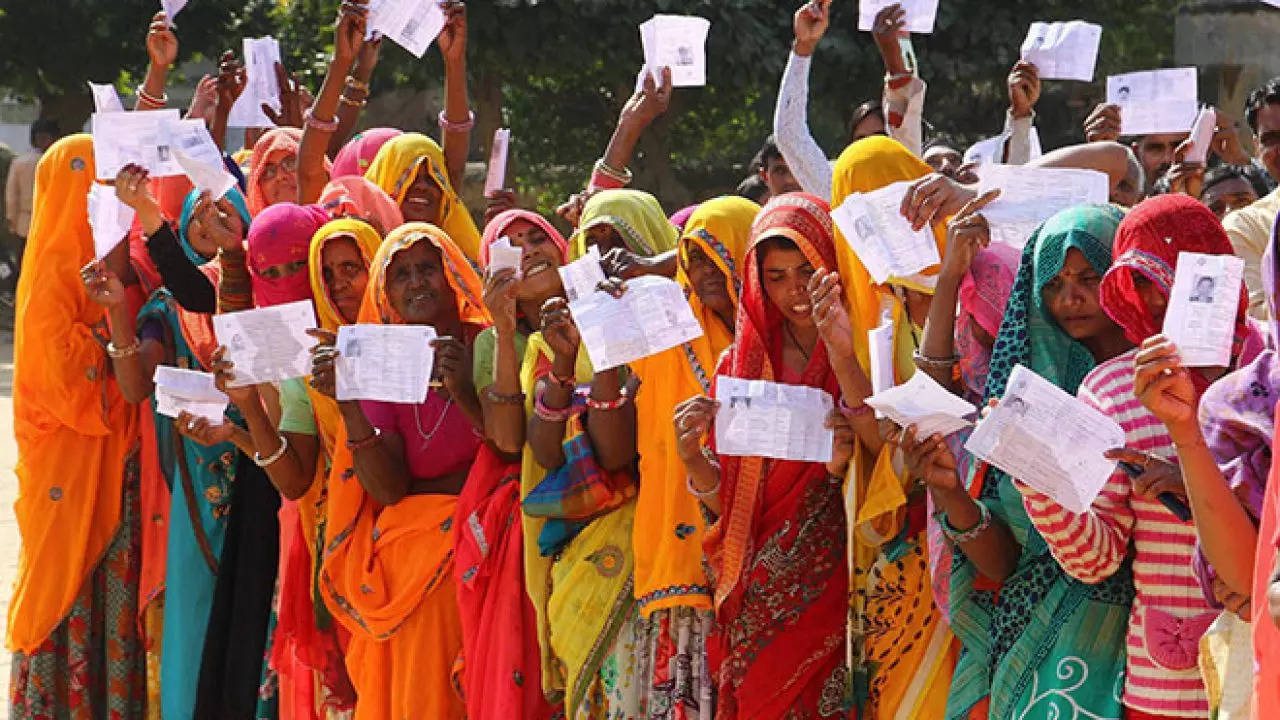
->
[832,362,881,452]
[329,60,373,156]
[919,275,962,392]
[529,373,572,469]
[299,53,355,204]
[601,112,647,178]
[773,51,833,200]
[932,485,1020,582]
[441,58,470,191]
[684,452,722,517]
[1174,427,1258,594]
[147,224,216,313]
[1018,478,1131,583]
[646,249,678,279]
[238,392,314,500]
[210,107,230,152]
[106,305,153,403]
[1005,111,1036,165]
[136,63,170,110]
[339,401,410,505]
[482,330,526,454]
[584,369,636,472]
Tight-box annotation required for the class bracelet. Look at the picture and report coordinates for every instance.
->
[838,396,874,419]
[304,108,340,133]
[345,427,382,452]
[338,93,367,108]
[485,386,525,405]
[344,75,370,93]
[254,435,289,468]
[135,86,169,108]
[437,110,476,133]
[585,385,630,412]
[548,368,576,389]
[937,501,992,545]
[593,158,634,184]
[686,472,721,500]
[913,349,961,370]
[107,339,142,359]
[534,390,573,422]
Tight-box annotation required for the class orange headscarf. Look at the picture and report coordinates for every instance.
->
[246,127,331,216]
[7,134,140,652]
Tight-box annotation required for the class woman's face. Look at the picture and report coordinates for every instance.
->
[1041,247,1116,341]
[401,162,444,223]
[585,223,626,254]
[260,152,299,207]
[185,216,219,260]
[504,218,563,299]
[321,235,369,324]
[1132,274,1168,325]
[686,244,733,317]
[258,259,307,283]
[385,240,457,326]
[760,242,816,329]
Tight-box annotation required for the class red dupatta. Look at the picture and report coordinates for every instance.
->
[707,193,849,719]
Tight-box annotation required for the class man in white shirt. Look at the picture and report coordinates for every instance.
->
[1223,78,1280,318]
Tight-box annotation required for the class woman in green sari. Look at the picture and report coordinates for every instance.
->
[897,204,1135,720]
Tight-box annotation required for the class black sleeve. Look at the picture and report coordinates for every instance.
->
[146,223,217,314]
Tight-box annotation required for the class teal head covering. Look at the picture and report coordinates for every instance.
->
[178,188,252,266]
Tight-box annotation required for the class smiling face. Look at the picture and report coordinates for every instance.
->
[260,152,299,207]
[686,244,733,318]
[1041,247,1115,341]
[401,161,444,223]
[321,235,369,324]
[385,240,457,327]
[759,239,816,329]
[503,218,563,299]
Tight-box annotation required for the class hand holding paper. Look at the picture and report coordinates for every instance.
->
[976,165,1109,247]
[858,0,938,34]
[87,184,136,260]
[1107,68,1199,136]
[832,180,940,283]
[1161,251,1245,367]
[154,366,230,424]
[1184,106,1217,165]
[366,0,446,58]
[487,236,522,278]
[484,128,510,198]
[227,37,282,128]
[88,82,125,114]
[639,14,711,87]
[715,377,835,463]
[212,301,317,387]
[864,371,976,438]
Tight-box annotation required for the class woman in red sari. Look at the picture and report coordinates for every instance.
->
[674,193,855,718]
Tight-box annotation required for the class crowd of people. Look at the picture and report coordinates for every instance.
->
[9,0,1280,718]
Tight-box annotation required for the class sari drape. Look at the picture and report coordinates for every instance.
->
[364,133,481,262]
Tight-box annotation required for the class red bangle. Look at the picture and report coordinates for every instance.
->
[345,427,382,451]
[585,385,630,412]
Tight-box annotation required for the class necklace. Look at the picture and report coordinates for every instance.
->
[783,322,812,363]
[412,394,454,449]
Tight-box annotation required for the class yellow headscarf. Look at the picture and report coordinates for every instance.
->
[364,133,482,263]
[569,188,679,260]
[631,196,757,617]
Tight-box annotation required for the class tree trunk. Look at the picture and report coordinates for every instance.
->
[473,68,504,163]
[38,91,94,141]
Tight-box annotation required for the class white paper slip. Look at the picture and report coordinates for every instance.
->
[153,366,229,424]
[487,236,522,278]
[963,128,1044,167]
[964,364,1125,514]
[858,0,938,34]
[484,128,510,197]
[1107,68,1199,136]
[639,14,711,87]
[1019,21,1101,82]
[868,314,896,403]
[335,324,436,403]
[87,184,136,259]
[832,180,940,284]
[160,0,189,25]
[1162,251,1244,367]
[976,165,1109,247]
[1184,106,1217,164]
[227,37,282,128]
[570,275,703,372]
[714,376,834,463]
[88,82,125,113]
[91,109,183,180]
[864,370,976,438]
[367,0,445,59]
[163,118,235,200]
[557,245,607,303]
[212,300,317,387]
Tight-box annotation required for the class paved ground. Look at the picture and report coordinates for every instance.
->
[0,328,17,707]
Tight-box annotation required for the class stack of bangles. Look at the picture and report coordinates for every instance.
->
[936,502,992,545]
[340,75,369,108]
[913,349,960,370]
[305,108,340,133]
[533,384,631,422]
[135,86,168,109]
[590,158,633,190]
[437,110,475,133]
[107,339,142,359]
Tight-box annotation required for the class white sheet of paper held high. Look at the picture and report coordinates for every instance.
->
[639,14,711,87]
[1184,106,1217,164]
[335,324,436,403]
[1107,68,1199,136]
[160,0,189,25]
[1162,251,1245,367]
[485,128,510,197]
[91,109,183,180]
[714,376,834,463]
[832,180,940,284]
[487,236,522,278]
[864,370,976,438]
[88,82,125,113]
[858,0,938,33]
[163,118,235,200]
[227,37,282,128]
[212,300,316,387]
[87,184,136,259]
[154,365,229,424]
[570,275,703,371]
[964,364,1124,514]
[977,165,1110,247]
[557,245,607,303]
[366,0,445,59]
[1019,21,1102,82]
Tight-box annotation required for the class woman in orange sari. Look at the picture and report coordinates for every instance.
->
[8,134,145,715]
[314,223,489,719]
[673,193,855,718]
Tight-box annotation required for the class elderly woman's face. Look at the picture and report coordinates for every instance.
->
[260,152,299,207]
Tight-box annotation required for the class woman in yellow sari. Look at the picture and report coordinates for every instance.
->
[830,135,958,718]
[364,133,481,262]
[628,196,757,715]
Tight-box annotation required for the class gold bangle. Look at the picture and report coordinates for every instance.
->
[338,93,367,108]
[344,75,370,93]
[107,339,142,359]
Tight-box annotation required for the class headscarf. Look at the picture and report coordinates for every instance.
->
[366,223,489,327]
[246,127,304,216]
[319,176,404,237]
[331,127,401,178]
[178,187,252,266]
[632,196,757,617]
[309,218,384,333]
[479,208,568,267]
[570,188,679,260]
[956,242,1022,397]
[364,132,482,263]
[830,135,948,373]
[668,203,699,233]
[8,134,139,652]
[246,203,329,308]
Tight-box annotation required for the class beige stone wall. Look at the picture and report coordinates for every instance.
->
[1176,6,1280,151]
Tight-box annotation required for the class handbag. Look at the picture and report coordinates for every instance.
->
[523,413,635,521]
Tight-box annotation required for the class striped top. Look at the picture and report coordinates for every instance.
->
[1017,349,1212,717]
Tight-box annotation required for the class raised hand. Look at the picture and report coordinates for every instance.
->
[623,66,674,129]
[807,269,855,368]
[825,407,855,476]
[939,189,1000,283]
[1084,103,1122,143]
[793,0,832,57]
[870,3,909,75]
[890,424,962,493]
[80,261,126,309]
[673,395,719,467]
[437,1,467,65]
[482,267,519,336]
[187,75,219,126]
[539,297,581,361]
[147,12,179,69]
[900,173,977,231]
[1165,138,1205,198]
[1133,334,1199,439]
[431,335,474,400]
[208,345,259,406]
[264,62,310,128]
[190,192,245,254]
[216,50,248,111]
[335,0,369,64]
[1008,61,1041,119]
[307,329,339,399]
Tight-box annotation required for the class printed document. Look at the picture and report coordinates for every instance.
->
[868,314,896,400]
[87,183,136,259]
[164,118,235,199]
[366,0,445,59]
[557,245,608,303]
[227,37,282,128]
[212,300,316,387]
[1020,21,1102,81]
[965,364,1124,514]
[1162,251,1245,367]
[88,82,125,113]
[858,0,938,34]
[487,236,522,278]
[1184,106,1216,164]
[640,15,711,87]
[335,324,436,403]
[154,366,229,424]
[91,109,183,180]
[484,127,510,197]
[715,376,835,463]
[570,275,704,372]
[832,180,940,284]
[864,370,976,438]
[1107,68,1199,136]
[977,165,1110,247]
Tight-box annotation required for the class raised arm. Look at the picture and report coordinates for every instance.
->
[528,298,579,470]
[872,4,925,157]
[808,269,882,452]
[437,1,471,192]
[773,0,834,200]
[328,34,382,157]
[298,1,366,205]
[135,12,177,111]
[211,51,246,152]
